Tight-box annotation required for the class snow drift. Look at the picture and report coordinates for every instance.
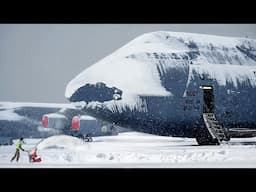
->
[2,132,256,167]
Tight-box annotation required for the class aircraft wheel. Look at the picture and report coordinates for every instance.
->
[196,136,219,145]
[195,130,220,145]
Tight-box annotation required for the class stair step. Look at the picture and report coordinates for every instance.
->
[213,126,222,129]
[216,133,225,136]
[210,124,221,127]
[203,113,230,143]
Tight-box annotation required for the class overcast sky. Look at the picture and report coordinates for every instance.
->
[0,24,256,103]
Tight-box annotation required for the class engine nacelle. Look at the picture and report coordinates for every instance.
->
[42,108,119,137]
[42,113,68,129]
[72,115,98,132]
[71,115,118,136]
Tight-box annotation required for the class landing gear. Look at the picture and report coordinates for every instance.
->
[78,134,93,142]
[195,135,220,145]
[84,137,93,142]
[195,129,220,145]
[70,132,93,142]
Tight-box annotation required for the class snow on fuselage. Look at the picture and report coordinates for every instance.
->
[65,31,256,138]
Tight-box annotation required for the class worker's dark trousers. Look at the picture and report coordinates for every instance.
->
[11,149,20,162]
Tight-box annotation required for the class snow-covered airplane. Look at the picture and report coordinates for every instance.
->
[61,31,256,145]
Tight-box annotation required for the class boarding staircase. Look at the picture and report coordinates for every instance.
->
[203,113,230,144]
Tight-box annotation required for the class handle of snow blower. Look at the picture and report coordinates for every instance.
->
[24,149,30,154]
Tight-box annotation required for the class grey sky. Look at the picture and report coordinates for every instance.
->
[0,24,256,103]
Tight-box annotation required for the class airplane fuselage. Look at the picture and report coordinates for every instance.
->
[75,64,256,138]
[65,31,256,141]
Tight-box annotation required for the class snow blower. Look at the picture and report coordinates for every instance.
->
[26,148,42,163]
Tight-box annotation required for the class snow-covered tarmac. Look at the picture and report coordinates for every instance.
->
[1,132,256,168]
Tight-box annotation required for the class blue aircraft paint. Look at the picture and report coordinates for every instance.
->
[66,31,256,139]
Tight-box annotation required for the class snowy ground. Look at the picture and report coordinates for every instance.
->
[1,132,256,168]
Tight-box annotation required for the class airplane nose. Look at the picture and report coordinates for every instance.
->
[68,82,122,103]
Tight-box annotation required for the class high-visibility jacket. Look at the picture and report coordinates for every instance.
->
[16,140,23,150]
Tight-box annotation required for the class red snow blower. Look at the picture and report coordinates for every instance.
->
[27,148,42,163]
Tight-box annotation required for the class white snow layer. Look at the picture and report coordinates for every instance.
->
[37,135,85,150]
[45,113,67,119]
[79,115,96,120]
[0,102,74,109]
[65,31,256,111]
[189,64,256,88]
[2,132,256,168]
[0,109,24,121]
[0,102,75,121]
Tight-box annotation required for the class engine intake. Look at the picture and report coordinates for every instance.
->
[72,116,80,131]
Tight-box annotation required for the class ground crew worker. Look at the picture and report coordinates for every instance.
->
[10,137,25,162]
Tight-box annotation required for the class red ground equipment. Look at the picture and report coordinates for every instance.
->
[29,148,42,163]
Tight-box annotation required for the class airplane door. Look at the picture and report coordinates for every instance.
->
[202,85,214,113]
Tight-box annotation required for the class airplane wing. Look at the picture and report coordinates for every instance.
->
[0,102,75,139]
[0,102,119,139]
